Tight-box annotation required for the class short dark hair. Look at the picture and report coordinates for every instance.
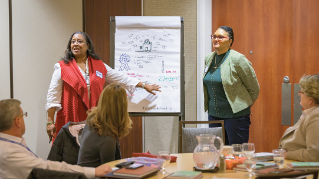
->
[62,31,100,63]
[218,26,234,47]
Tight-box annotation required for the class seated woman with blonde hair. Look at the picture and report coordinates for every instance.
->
[77,84,132,167]
[279,74,319,162]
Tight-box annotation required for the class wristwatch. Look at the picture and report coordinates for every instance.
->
[142,82,145,89]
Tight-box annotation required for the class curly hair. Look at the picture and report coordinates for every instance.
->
[299,74,319,105]
[86,84,132,139]
[219,26,234,47]
[62,31,100,63]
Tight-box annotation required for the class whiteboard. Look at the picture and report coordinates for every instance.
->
[110,16,184,115]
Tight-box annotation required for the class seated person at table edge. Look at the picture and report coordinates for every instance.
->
[279,74,319,162]
[77,84,132,167]
[0,99,112,179]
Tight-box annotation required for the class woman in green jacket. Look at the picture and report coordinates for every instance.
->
[203,26,259,145]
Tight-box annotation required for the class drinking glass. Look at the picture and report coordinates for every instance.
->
[157,151,171,174]
[221,145,234,156]
[243,153,257,177]
[272,149,286,169]
[232,144,243,158]
[243,143,255,156]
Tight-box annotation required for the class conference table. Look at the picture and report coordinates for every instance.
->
[103,153,295,179]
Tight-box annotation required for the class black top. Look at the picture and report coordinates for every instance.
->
[77,124,121,167]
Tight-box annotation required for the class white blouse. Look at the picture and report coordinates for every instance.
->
[46,60,139,111]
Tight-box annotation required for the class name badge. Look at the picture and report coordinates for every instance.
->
[96,71,103,78]
[204,66,209,73]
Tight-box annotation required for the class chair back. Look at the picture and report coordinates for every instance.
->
[27,168,88,179]
[179,120,225,153]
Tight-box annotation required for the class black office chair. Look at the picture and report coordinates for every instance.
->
[178,120,225,153]
[27,168,88,179]
[256,170,319,179]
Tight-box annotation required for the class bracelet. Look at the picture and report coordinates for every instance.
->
[142,82,145,89]
[46,122,55,125]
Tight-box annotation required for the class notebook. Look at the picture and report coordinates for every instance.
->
[288,162,319,170]
[164,171,203,179]
[113,165,158,178]
[233,162,277,171]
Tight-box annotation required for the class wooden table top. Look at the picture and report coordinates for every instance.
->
[105,153,295,179]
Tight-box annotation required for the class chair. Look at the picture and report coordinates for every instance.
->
[27,168,88,179]
[47,121,85,165]
[178,120,225,153]
[255,170,319,179]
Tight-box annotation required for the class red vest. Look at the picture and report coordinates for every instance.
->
[55,57,107,135]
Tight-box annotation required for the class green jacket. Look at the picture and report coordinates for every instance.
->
[203,49,260,113]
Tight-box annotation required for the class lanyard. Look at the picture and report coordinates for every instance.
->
[0,137,38,158]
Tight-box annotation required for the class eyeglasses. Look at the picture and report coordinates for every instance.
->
[71,40,85,45]
[17,112,27,119]
[211,35,230,40]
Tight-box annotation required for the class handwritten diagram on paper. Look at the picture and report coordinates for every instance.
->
[114,29,180,112]
[118,53,131,71]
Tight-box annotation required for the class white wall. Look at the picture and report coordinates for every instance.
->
[197,0,212,127]
[0,0,10,100]
[12,0,82,159]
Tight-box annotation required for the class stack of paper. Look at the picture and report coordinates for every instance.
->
[164,171,203,179]
[289,162,319,170]
[233,162,277,171]
[112,165,158,178]
[256,152,274,162]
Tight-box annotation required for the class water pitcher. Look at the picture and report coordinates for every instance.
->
[193,134,224,169]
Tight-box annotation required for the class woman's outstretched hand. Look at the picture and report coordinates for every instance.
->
[144,84,161,95]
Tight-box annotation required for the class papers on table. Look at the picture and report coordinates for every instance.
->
[112,167,120,171]
[255,152,274,162]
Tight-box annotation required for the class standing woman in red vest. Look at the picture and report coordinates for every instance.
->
[45,31,161,142]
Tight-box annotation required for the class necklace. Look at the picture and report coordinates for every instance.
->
[213,52,227,69]
[82,59,90,85]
